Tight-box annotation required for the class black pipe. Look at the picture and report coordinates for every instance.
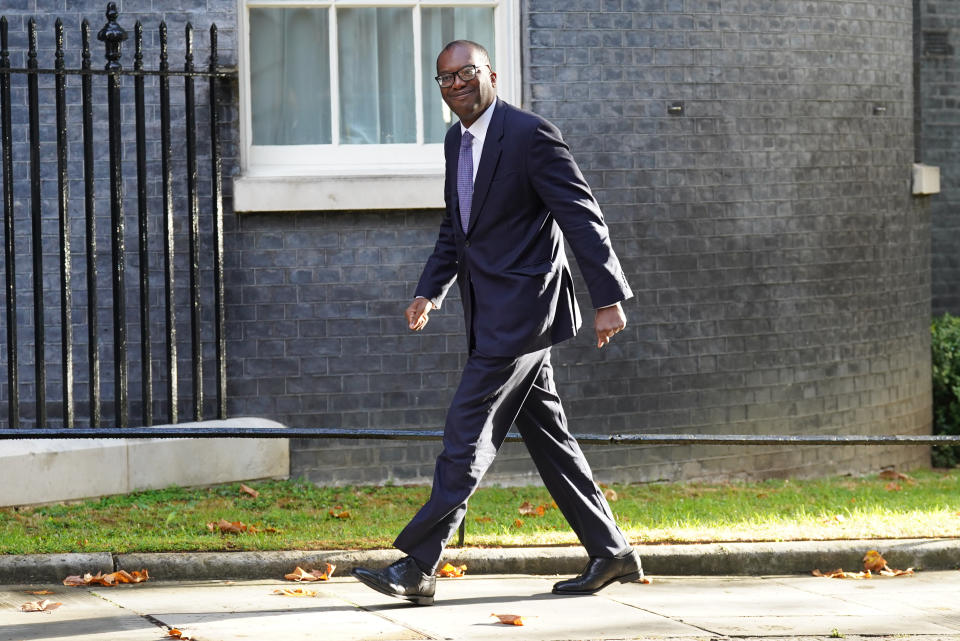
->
[1,427,957,445]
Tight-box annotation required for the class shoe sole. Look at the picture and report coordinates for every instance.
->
[350,569,435,606]
[552,571,642,595]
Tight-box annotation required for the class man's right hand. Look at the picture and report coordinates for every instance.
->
[406,298,435,331]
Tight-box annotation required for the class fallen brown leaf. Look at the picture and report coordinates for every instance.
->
[639,576,653,584]
[492,613,525,626]
[812,568,871,579]
[328,509,350,519]
[167,629,196,640]
[436,563,467,578]
[879,469,911,481]
[884,482,902,492]
[513,518,524,528]
[274,587,317,597]
[604,488,618,502]
[240,484,260,498]
[863,550,887,573]
[863,549,913,576]
[518,501,546,517]
[879,567,914,577]
[25,590,54,595]
[474,516,493,523]
[284,564,335,582]
[19,599,63,613]
[63,569,149,587]
[207,518,256,534]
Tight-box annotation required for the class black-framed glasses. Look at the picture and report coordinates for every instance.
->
[435,64,486,88]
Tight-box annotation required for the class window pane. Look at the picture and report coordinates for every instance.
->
[421,8,496,143]
[338,8,416,144]
[250,8,331,145]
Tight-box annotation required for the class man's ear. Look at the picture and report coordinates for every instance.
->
[490,71,497,87]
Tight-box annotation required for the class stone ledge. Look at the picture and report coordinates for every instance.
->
[0,418,290,507]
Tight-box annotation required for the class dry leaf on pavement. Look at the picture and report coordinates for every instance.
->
[879,566,915,577]
[274,587,318,597]
[166,629,196,640]
[491,613,525,626]
[63,569,149,586]
[813,551,915,579]
[812,568,870,579]
[863,550,914,576]
[862,550,887,572]
[25,590,54,595]
[284,564,335,582]
[19,599,63,613]
[436,563,467,578]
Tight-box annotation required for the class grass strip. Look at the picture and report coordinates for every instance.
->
[1,469,958,555]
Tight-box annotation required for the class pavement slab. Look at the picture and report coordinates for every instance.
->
[335,575,704,640]
[0,584,161,641]
[0,571,958,641]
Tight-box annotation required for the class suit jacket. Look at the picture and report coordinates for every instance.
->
[415,99,633,358]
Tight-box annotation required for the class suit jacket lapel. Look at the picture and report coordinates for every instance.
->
[466,99,504,236]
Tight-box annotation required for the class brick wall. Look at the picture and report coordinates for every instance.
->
[508,0,931,482]
[0,1,933,485]
[919,0,960,315]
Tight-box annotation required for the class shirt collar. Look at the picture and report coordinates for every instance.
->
[460,100,496,144]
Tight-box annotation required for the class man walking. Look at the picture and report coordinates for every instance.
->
[351,40,641,605]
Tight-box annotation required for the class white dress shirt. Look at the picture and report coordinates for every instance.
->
[460,101,496,184]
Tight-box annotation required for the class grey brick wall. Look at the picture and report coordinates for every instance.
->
[1,1,933,486]
[919,1,960,315]
[512,0,931,482]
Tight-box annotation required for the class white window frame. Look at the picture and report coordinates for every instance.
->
[235,0,521,212]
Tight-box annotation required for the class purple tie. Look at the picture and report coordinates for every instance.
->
[457,131,474,233]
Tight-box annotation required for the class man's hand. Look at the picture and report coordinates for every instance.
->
[406,298,435,331]
[595,302,626,348]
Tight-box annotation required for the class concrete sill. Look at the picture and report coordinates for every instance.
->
[0,417,290,507]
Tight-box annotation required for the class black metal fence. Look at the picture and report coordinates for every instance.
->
[0,3,232,429]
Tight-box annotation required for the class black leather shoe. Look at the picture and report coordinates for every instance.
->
[351,557,436,606]
[552,550,643,595]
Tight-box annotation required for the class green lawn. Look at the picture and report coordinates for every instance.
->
[1,469,958,555]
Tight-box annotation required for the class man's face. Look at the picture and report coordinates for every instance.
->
[436,44,497,128]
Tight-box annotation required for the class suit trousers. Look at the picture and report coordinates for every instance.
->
[393,346,631,573]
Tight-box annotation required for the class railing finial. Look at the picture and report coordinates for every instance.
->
[97,1,128,71]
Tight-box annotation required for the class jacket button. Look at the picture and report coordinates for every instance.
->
[464,240,471,247]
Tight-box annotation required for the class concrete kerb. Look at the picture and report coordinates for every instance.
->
[1,539,957,584]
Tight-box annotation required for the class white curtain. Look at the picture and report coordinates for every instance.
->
[338,8,415,144]
[250,5,494,147]
[250,8,331,145]
[421,8,496,143]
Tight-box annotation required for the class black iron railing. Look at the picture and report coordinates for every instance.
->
[0,3,232,429]
[0,427,958,446]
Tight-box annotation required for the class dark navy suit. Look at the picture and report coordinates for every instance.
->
[393,99,634,571]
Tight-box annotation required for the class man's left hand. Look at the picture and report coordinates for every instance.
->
[595,302,626,348]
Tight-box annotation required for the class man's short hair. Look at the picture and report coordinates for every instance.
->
[438,40,491,67]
